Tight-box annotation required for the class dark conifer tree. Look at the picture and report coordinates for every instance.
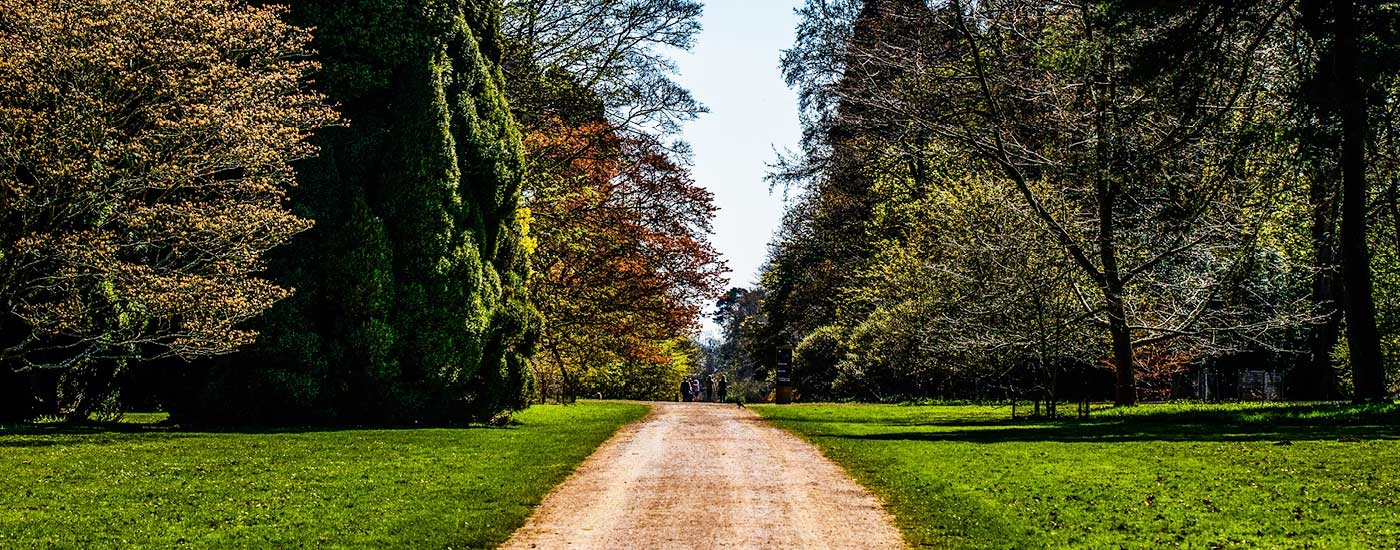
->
[169,0,538,424]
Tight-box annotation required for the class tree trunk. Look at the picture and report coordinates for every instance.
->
[1100,172,1135,405]
[1102,188,1136,405]
[1107,289,1137,405]
[1387,181,1400,258]
[1092,35,1135,406]
[550,341,577,404]
[1334,0,1388,402]
[1297,165,1343,400]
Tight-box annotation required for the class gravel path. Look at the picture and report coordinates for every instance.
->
[500,402,905,549]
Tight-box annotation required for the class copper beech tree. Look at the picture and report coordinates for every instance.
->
[0,0,337,387]
[524,121,724,400]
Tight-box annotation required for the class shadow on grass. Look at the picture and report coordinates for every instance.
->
[810,403,1400,444]
[771,416,1025,428]
[838,423,1400,444]
[0,418,525,440]
[0,439,58,448]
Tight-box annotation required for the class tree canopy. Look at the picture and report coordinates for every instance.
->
[5,0,1398,423]
[0,0,337,420]
[749,0,1400,405]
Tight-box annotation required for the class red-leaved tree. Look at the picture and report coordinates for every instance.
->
[523,120,725,400]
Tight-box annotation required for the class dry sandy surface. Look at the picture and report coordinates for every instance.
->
[500,402,905,550]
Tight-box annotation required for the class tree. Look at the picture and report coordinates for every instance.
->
[1170,0,1400,400]
[1314,0,1390,401]
[500,0,705,137]
[848,173,1105,404]
[167,0,540,424]
[497,1,719,402]
[0,0,337,420]
[759,0,919,371]
[710,287,765,378]
[522,120,725,401]
[769,0,1311,404]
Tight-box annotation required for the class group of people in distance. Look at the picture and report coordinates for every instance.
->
[680,374,727,403]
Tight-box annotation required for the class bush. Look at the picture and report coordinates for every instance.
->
[794,325,849,400]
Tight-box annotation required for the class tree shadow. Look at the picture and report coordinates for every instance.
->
[0,417,523,443]
[0,439,58,448]
[826,403,1400,444]
[840,423,1399,444]
[768,415,1019,428]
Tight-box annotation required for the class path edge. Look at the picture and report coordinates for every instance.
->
[748,404,913,549]
[496,400,658,546]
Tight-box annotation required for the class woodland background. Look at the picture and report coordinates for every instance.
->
[3,0,1400,425]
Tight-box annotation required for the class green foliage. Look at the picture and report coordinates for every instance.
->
[499,0,705,136]
[0,402,648,548]
[178,0,539,424]
[766,0,1396,404]
[757,402,1400,548]
[793,325,848,400]
[0,0,337,420]
[703,287,768,387]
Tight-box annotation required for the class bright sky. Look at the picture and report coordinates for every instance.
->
[673,0,803,291]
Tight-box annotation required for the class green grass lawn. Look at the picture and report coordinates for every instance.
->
[0,401,648,549]
[754,402,1400,549]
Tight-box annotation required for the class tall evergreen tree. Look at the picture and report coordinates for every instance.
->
[170,0,538,424]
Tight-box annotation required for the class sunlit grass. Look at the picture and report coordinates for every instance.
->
[755,401,1400,549]
[0,402,648,549]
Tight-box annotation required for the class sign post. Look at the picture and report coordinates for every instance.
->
[775,347,794,404]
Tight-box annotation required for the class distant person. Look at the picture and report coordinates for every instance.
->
[718,375,728,403]
[708,375,717,402]
[680,378,692,402]
[690,378,700,402]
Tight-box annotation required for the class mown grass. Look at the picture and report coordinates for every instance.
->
[754,401,1400,549]
[0,402,648,549]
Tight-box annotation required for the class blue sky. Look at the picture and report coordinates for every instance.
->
[672,0,804,291]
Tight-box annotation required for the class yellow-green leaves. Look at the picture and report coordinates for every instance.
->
[0,0,338,369]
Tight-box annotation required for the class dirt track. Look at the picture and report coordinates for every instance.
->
[500,402,904,549]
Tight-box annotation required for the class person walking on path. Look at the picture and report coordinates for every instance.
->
[718,375,729,403]
[690,379,700,402]
[680,378,692,402]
